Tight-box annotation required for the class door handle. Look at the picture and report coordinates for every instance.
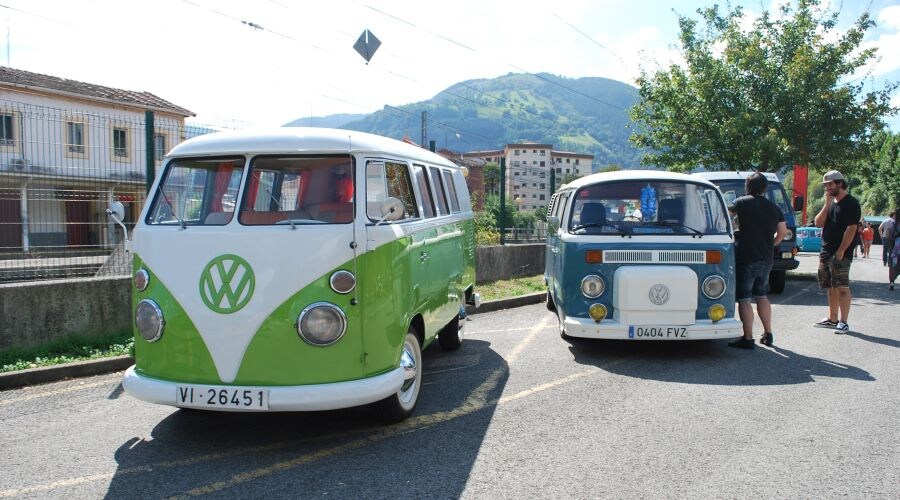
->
[420,252,429,263]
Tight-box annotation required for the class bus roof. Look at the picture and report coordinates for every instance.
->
[167,127,460,169]
[692,171,782,183]
[559,169,719,191]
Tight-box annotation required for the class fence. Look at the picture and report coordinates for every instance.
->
[0,99,224,282]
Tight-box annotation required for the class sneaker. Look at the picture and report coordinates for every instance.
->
[834,321,849,334]
[760,332,774,346]
[728,338,755,349]
[814,318,838,328]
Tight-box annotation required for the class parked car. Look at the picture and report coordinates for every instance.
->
[796,226,822,253]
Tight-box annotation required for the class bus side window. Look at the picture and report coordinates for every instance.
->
[429,166,450,216]
[442,169,461,213]
[366,161,419,220]
[413,165,436,218]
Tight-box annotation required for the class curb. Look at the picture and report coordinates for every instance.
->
[466,291,546,315]
[0,355,133,390]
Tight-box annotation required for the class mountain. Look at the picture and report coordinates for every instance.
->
[284,113,368,128]
[288,73,645,169]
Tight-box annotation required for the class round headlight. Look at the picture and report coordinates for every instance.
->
[135,299,164,342]
[297,302,346,346]
[134,269,150,292]
[784,229,793,241]
[702,275,726,299]
[329,270,356,294]
[581,275,605,298]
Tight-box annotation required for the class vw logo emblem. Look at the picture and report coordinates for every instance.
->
[199,254,255,314]
[648,284,670,305]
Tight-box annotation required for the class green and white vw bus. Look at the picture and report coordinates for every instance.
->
[114,128,478,422]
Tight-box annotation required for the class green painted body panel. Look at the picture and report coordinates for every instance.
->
[132,256,221,384]
[131,218,476,387]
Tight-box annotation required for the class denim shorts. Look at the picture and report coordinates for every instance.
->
[736,261,772,302]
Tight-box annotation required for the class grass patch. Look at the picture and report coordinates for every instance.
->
[0,332,134,373]
[478,274,546,301]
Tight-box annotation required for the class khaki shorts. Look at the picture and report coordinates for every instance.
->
[818,255,851,288]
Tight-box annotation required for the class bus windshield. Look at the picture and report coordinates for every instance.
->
[146,157,245,226]
[568,180,730,235]
[711,179,795,225]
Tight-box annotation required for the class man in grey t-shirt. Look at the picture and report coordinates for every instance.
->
[880,211,896,267]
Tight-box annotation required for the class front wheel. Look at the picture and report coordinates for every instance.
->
[769,270,786,294]
[373,329,422,423]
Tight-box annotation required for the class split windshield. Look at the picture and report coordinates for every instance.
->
[146,155,355,226]
[568,180,729,235]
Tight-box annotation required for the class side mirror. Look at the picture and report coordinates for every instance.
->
[376,197,404,226]
[106,201,130,244]
[107,201,125,223]
[792,195,804,212]
[548,215,560,231]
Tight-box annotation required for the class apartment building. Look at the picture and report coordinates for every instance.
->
[462,143,593,212]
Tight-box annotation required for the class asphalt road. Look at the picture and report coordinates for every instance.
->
[1,251,898,499]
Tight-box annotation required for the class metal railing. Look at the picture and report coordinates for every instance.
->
[0,99,229,282]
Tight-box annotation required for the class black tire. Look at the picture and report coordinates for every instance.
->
[769,270,786,294]
[546,290,557,312]
[438,308,464,351]
[372,329,422,423]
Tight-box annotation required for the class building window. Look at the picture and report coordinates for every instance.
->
[532,149,537,153]
[514,171,519,176]
[566,158,570,163]
[154,134,166,160]
[540,183,545,189]
[556,167,562,173]
[540,194,545,200]
[0,114,14,145]
[514,150,520,155]
[540,161,545,167]
[540,150,546,156]
[66,121,85,154]
[540,172,546,178]
[532,161,537,165]
[575,159,580,165]
[113,127,128,158]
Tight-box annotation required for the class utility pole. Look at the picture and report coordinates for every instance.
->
[499,157,506,245]
[421,111,427,147]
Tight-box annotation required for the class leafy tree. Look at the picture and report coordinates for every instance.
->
[630,0,897,173]
[858,131,900,213]
[482,162,500,196]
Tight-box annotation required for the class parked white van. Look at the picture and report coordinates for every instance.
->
[545,170,742,341]
[111,127,479,422]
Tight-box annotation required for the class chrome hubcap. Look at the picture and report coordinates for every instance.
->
[399,342,418,397]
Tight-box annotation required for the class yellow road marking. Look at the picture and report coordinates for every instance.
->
[1,315,579,498]
[0,380,112,407]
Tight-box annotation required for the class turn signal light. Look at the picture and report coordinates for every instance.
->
[792,246,798,256]
[708,304,726,323]
[706,250,722,264]
[588,303,608,323]
[585,250,602,263]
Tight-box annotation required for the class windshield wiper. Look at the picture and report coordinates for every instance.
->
[571,222,623,234]
[265,188,296,231]
[157,185,186,229]
[646,221,704,237]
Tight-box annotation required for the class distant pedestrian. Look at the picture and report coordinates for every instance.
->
[862,223,874,258]
[880,211,896,267]
[853,222,863,257]
[727,172,787,349]
[886,211,899,291]
[813,170,861,334]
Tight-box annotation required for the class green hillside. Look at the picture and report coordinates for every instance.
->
[294,73,645,169]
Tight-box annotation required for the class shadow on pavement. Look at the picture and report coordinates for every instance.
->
[105,339,508,499]
[566,339,874,386]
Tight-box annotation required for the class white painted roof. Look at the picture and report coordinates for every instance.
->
[692,170,782,182]
[560,169,719,191]
[167,127,459,169]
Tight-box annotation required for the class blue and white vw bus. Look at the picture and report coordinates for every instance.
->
[545,171,742,340]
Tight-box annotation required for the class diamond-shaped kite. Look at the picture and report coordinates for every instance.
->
[353,29,381,64]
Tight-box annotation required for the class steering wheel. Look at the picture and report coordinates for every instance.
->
[620,215,642,223]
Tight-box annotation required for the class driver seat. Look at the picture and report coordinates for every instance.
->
[579,203,607,226]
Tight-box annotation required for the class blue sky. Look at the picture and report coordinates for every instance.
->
[2,0,898,130]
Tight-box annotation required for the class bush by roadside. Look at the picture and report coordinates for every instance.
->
[1,332,133,373]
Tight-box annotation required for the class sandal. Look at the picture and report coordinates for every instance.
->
[760,332,774,346]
